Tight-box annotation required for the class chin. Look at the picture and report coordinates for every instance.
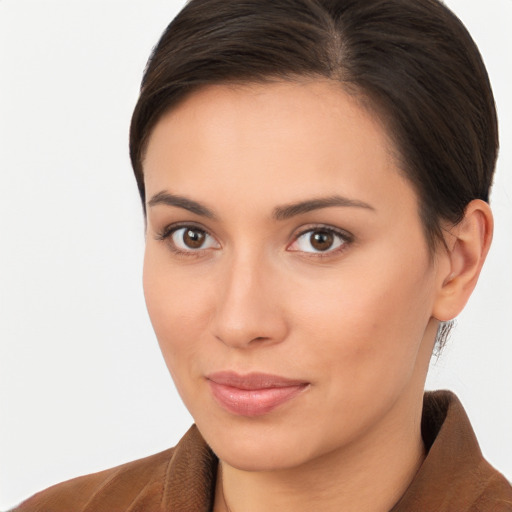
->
[195,415,327,473]
[213,439,314,473]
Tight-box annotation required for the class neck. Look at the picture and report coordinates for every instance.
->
[214,392,426,512]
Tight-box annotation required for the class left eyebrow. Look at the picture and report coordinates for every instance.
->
[272,195,375,221]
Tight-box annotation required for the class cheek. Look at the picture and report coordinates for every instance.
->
[142,246,213,379]
[290,251,435,382]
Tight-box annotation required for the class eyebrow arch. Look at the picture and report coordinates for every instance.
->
[273,195,375,220]
[148,191,216,219]
[147,192,374,221]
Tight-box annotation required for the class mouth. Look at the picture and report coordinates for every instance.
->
[206,371,309,417]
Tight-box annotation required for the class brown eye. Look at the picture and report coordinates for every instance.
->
[169,227,220,252]
[288,227,348,254]
[310,231,334,251]
[183,228,206,248]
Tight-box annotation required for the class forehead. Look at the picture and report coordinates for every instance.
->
[146,80,393,154]
[143,80,414,214]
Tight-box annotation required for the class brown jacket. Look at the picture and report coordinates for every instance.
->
[12,391,512,511]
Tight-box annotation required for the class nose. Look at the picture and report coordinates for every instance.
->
[211,252,289,349]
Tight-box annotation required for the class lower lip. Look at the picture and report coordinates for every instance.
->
[208,381,308,417]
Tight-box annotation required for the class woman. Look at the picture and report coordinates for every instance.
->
[10,0,512,510]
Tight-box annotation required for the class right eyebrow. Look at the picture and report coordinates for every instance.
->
[147,191,217,219]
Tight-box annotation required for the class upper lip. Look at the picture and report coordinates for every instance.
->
[206,371,308,390]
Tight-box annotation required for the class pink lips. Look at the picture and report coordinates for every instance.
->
[207,371,309,417]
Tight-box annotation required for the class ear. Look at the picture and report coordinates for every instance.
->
[432,199,493,322]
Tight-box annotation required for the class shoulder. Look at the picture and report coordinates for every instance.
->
[11,424,218,512]
[471,469,512,511]
[11,446,176,512]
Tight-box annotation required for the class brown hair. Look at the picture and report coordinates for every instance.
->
[130,0,498,250]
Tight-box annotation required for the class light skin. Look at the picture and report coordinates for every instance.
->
[142,80,493,512]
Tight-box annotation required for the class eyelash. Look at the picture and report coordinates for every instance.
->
[155,222,218,258]
[155,223,353,259]
[288,225,353,258]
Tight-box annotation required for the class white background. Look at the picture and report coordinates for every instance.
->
[0,0,510,509]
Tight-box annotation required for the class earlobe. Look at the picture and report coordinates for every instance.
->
[432,199,493,322]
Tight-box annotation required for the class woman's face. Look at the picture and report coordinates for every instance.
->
[143,81,444,471]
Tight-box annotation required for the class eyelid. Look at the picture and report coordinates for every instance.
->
[287,224,353,255]
[156,221,210,240]
[155,221,221,254]
[155,221,352,257]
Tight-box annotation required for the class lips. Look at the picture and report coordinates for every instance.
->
[206,371,309,417]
